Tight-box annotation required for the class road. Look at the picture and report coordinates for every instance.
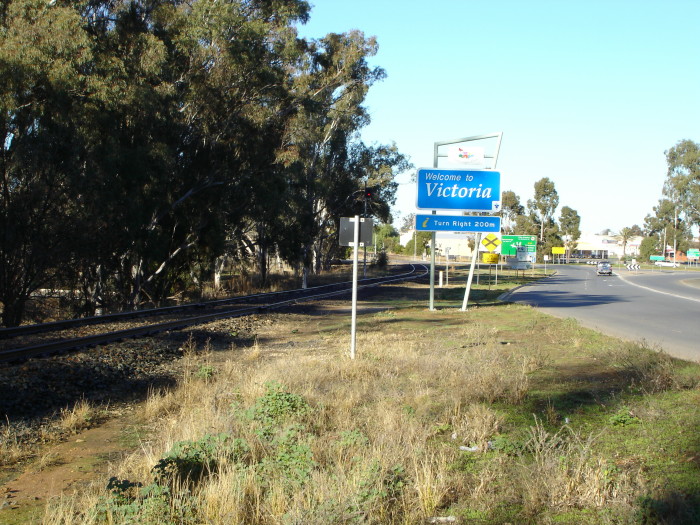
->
[502,264,700,362]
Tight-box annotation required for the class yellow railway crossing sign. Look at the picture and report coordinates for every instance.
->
[480,233,502,253]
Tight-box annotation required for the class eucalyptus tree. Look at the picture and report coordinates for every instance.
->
[72,0,313,305]
[527,177,559,242]
[643,198,691,256]
[398,213,416,234]
[663,139,700,229]
[280,30,391,283]
[170,0,312,287]
[0,0,93,325]
[314,141,409,271]
[500,190,524,234]
[558,206,581,258]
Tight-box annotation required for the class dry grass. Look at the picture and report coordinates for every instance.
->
[58,399,95,434]
[0,416,29,466]
[42,307,661,524]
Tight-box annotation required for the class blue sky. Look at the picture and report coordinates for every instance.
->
[297,0,700,234]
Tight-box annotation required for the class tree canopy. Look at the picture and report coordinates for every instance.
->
[663,139,700,228]
[0,0,411,326]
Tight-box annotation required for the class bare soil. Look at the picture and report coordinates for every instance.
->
[1,412,136,521]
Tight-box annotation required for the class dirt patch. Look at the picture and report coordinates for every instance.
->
[0,409,140,521]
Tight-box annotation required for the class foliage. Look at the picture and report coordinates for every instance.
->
[398,213,416,233]
[401,230,432,257]
[643,198,692,256]
[373,223,400,253]
[663,139,700,228]
[639,236,659,261]
[527,177,560,242]
[0,0,410,325]
[608,407,640,427]
[152,433,249,485]
[260,425,316,487]
[96,477,184,525]
[501,190,525,234]
[244,381,311,438]
[559,205,581,254]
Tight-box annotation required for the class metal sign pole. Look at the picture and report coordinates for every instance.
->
[429,231,436,310]
[461,232,481,311]
[350,216,360,359]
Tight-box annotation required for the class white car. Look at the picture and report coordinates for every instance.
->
[654,261,679,267]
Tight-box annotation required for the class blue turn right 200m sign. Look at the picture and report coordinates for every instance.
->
[416,168,501,212]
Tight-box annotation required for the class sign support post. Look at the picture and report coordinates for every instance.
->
[430,214,436,310]
[461,232,482,311]
[340,215,372,360]
[349,215,360,360]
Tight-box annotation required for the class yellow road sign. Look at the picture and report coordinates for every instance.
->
[481,233,501,252]
[482,253,499,264]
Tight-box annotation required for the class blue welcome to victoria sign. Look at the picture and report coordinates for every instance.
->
[416,168,501,212]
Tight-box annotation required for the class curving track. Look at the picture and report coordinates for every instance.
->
[0,264,428,363]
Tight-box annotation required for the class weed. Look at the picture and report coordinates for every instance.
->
[260,425,316,488]
[153,433,249,486]
[244,381,311,438]
[489,435,526,456]
[337,429,369,448]
[609,407,640,427]
[93,477,198,525]
[195,364,216,380]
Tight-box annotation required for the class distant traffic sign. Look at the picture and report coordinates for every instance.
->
[501,235,537,256]
[415,214,500,233]
[416,168,501,212]
[687,249,700,259]
[649,255,665,261]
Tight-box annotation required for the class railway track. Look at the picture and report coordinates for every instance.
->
[0,264,428,363]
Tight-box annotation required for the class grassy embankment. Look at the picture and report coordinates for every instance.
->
[43,268,700,524]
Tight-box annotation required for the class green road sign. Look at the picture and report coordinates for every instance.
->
[687,249,700,258]
[649,255,665,261]
[502,235,537,256]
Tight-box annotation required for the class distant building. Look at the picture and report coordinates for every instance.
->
[571,233,644,259]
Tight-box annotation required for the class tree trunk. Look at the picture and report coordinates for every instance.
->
[257,224,268,285]
[213,256,226,292]
[1,296,25,327]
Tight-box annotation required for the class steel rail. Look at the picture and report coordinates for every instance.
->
[0,265,416,339]
[0,264,427,363]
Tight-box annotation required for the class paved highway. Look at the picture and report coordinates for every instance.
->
[502,264,700,362]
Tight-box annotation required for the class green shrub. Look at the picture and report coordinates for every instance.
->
[152,433,249,485]
[375,250,389,268]
[261,425,316,488]
[245,381,311,438]
[95,478,175,524]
